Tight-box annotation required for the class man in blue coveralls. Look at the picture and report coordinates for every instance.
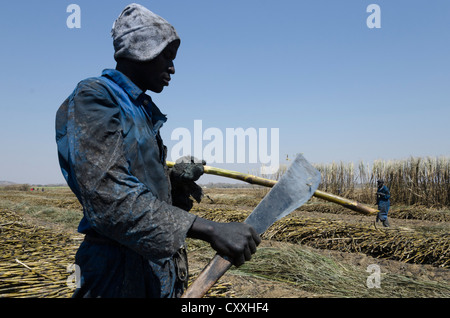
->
[375,179,391,227]
[55,3,260,298]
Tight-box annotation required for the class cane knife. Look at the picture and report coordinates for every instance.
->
[182,154,321,298]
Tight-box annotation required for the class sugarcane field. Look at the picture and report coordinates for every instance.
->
[1,156,449,298]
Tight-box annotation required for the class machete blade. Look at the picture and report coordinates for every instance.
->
[181,153,321,298]
[244,154,321,234]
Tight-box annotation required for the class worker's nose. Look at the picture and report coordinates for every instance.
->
[168,61,175,74]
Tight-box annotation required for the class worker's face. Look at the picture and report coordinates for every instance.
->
[140,40,180,93]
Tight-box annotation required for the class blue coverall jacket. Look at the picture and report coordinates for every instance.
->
[55,69,196,297]
[376,185,391,220]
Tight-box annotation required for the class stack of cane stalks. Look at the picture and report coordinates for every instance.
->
[0,209,80,298]
[191,206,449,268]
[0,209,233,298]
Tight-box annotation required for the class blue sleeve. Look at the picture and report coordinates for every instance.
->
[381,186,390,200]
[58,79,196,261]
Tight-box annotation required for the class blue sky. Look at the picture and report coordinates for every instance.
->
[0,0,449,184]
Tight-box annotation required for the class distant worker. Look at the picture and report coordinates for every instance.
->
[375,179,390,227]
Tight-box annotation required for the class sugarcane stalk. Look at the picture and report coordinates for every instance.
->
[166,161,378,215]
[15,259,57,282]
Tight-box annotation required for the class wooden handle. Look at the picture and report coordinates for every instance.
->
[182,253,232,298]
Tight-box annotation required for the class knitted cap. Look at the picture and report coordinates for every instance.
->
[111,3,180,62]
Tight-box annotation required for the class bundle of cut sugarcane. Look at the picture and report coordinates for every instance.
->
[263,217,449,268]
[390,208,450,222]
[0,209,80,298]
[0,209,235,298]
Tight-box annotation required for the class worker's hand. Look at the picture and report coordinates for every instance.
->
[209,222,261,267]
[171,156,206,181]
[170,156,206,211]
[187,217,261,267]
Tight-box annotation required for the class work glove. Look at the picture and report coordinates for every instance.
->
[187,217,261,267]
[170,156,206,211]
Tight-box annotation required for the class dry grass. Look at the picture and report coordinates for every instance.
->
[186,238,450,298]
[233,244,450,298]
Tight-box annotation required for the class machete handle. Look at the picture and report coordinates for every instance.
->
[182,253,232,298]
